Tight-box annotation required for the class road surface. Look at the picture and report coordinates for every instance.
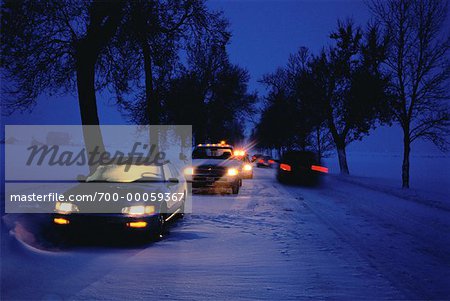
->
[2,167,449,300]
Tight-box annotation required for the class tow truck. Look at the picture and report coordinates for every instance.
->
[184,142,243,194]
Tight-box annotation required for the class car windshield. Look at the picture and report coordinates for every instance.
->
[86,164,163,183]
[192,147,233,159]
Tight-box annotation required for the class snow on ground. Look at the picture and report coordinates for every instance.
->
[322,152,450,196]
[2,157,450,300]
[283,175,450,299]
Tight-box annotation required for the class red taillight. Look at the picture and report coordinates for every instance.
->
[258,159,264,163]
[268,159,275,164]
[280,163,291,171]
[311,165,328,173]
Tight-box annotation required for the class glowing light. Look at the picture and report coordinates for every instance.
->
[268,159,275,164]
[220,140,226,145]
[127,221,148,228]
[234,150,245,156]
[227,168,239,176]
[55,202,78,213]
[243,164,252,171]
[130,206,145,215]
[122,205,155,216]
[280,163,292,171]
[53,217,70,225]
[184,167,194,175]
[311,165,328,173]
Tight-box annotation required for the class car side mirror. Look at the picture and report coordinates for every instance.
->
[166,178,179,187]
[168,178,179,183]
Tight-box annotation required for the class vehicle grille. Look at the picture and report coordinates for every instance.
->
[194,165,226,182]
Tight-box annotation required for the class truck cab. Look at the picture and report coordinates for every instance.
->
[184,143,242,194]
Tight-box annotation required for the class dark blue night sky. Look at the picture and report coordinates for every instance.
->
[208,0,371,92]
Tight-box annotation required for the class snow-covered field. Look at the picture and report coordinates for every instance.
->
[323,152,450,196]
[1,155,450,300]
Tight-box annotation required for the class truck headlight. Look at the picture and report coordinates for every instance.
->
[55,202,79,214]
[122,205,155,216]
[227,168,239,176]
[234,150,245,156]
[184,167,194,176]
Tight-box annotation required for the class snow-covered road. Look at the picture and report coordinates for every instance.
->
[2,168,449,300]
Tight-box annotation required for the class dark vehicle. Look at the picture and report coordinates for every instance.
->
[185,143,242,194]
[277,151,328,185]
[251,154,263,162]
[52,160,187,240]
[256,156,276,168]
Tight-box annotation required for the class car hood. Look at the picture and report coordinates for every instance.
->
[59,182,172,213]
[192,158,241,168]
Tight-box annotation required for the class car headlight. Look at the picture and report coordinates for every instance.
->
[234,150,245,156]
[243,164,252,171]
[121,205,155,216]
[227,168,239,176]
[184,167,194,176]
[55,202,79,214]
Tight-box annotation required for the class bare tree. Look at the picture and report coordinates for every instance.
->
[164,41,257,144]
[302,21,391,174]
[370,0,450,188]
[308,124,334,160]
[1,0,125,172]
[110,0,230,145]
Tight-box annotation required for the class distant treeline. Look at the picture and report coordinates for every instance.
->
[252,0,449,188]
[1,0,448,188]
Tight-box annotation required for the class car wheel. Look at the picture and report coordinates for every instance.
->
[239,179,243,187]
[277,172,288,183]
[232,184,239,194]
[153,213,166,240]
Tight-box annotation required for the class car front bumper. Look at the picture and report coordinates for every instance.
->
[52,213,160,230]
[189,176,239,188]
[242,170,253,178]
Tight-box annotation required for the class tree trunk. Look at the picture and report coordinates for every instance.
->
[142,40,160,148]
[73,1,123,174]
[316,127,322,160]
[76,43,105,174]
[336,140,349,175]
[328,116,349,174]
[329,122,350,175]
[402,131,411,188]
[142,42,156,123]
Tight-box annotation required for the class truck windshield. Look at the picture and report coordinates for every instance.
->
[192,147,233,159]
